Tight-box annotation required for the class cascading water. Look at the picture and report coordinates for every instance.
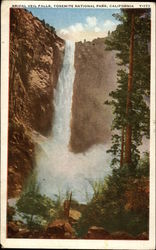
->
[36,40,111,203]
[52,41,75,145]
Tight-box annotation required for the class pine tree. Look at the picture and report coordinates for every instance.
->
[124,11,135,165]
[105,9,150,168]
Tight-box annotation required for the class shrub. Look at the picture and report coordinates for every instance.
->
[77,153,149,237]
[16,174,54,229]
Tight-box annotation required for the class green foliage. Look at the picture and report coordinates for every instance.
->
[51,192,64,219]
[7,205,16,222]
[136,152,149,177]
[41,19,45,26]
[16,174,54,229]
[45,22,56,33]
[41,19,56,34]
[105,9,150,167]
[77,153,149,237]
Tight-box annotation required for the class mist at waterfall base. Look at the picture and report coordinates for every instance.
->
[35,41,112,204]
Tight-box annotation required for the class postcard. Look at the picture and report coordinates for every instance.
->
[1,1,155,249]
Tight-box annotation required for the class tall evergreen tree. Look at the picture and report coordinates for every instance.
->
[124,11,135,165]
[105,9,150,168]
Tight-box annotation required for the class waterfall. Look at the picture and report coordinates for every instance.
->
[36,40,111,203]
[52,41,75,145]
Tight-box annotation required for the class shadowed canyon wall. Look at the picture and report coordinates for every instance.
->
[70,38,118,153]
[8,9,64,197]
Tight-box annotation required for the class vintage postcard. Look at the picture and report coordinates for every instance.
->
[1,1,155,249]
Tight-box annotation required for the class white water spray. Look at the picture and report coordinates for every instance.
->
[52,41,75,145]
[36,40,111,203]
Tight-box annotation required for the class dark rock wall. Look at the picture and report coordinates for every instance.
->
[8,8,65,197]
[70,38,118,153]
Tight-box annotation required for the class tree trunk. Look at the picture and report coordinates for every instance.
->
[63,192,72,220]
[68,192,72,219]
[120,127,125,167]
[30,214,33,223]
[29,214,34,228]
[125,12,135,165]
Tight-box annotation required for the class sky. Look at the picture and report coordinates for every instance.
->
[27,8,121,41]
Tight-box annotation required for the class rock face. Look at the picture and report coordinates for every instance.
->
[110,231,135,240]
[85,227,135,240]
[69,209,81,224]
[8,8,64,197]
[85,226,110,239]
[70,38,118,153]
[137,232,148,240]
[46,219,75,239]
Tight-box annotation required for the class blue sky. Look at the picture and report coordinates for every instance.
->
[28,8,121,41]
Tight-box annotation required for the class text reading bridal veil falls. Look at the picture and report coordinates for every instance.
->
[36,40,110,203]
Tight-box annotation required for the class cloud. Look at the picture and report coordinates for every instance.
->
[94,27,101,32]
[58,16,117,42]
[60,22,84,35]
[103,20,116,32]
[59,28,69,35]
[86,16,97,27]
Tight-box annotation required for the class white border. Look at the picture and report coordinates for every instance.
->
[1,1,155,249]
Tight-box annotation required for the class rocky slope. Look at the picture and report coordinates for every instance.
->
[70,38,118,153]
[8,8,64,197]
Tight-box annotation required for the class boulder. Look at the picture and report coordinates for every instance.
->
[46,219,75,239]
[136,232,148,240]
[7,221,19,237]
[85,226,110,239]
[69,209,81,224]
[111,231,134,240]
[16,228,31,238]
[7,220,32,238]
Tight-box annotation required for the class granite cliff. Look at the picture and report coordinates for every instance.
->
[70,38,118,152]
[8,9,64,197]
